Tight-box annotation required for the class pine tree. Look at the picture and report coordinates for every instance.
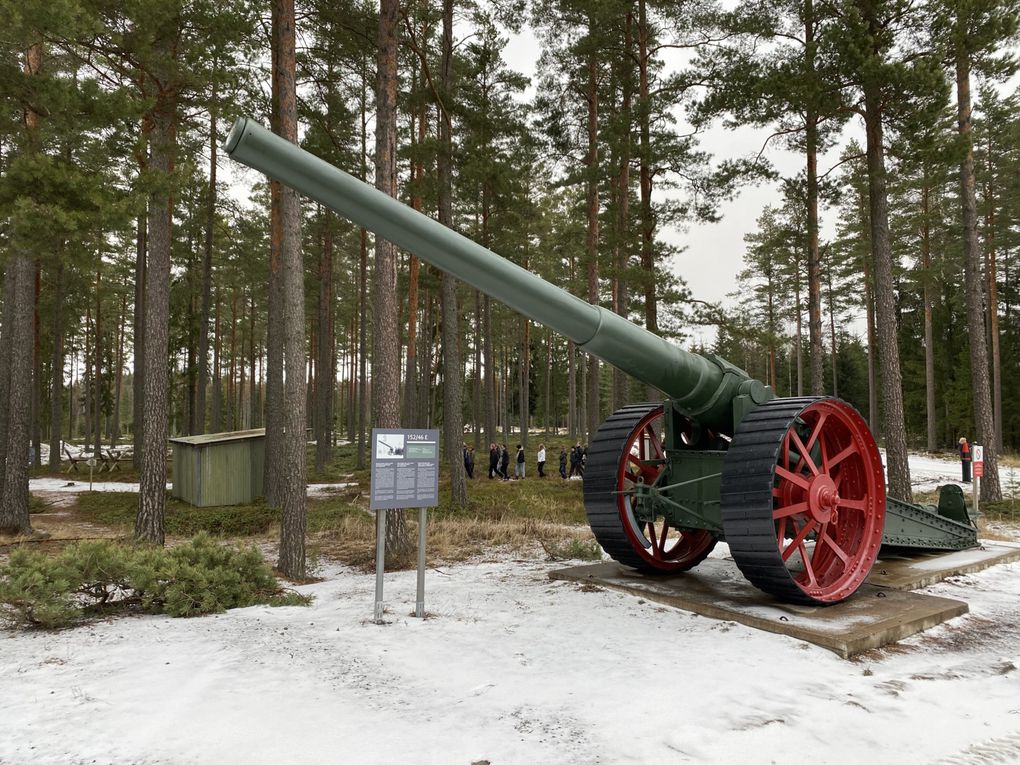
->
[930,0,1016,501]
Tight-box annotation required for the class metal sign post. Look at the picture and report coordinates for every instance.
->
[972,444,983,521]
[416,507,427,618]
[369,428,440,624]
[87,457,97,492]
[374,508,387,623]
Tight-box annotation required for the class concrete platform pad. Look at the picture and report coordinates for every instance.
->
[550,560,968,658]
[868,542,1020,590]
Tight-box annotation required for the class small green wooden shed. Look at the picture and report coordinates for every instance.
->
[170,429,266,507]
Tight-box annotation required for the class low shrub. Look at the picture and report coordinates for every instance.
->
[541,536,603,562]
[0,533,309,629]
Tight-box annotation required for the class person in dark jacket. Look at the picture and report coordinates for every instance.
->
[959,437,971,483]
[499,444,510,480]
[569,443,582,478]
[515,444,526,479]
[463,444,474,479]
[559,447,567,479]
[488,443,499,479]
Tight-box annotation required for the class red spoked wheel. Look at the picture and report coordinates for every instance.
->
[585,404,717,573]
[721,397,885,605]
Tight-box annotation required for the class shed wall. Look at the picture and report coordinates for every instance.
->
[170,434,266,507]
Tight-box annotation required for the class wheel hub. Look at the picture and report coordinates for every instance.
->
[807,475,839,524]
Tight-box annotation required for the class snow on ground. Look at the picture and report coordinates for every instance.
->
[2,550,1019,765]
[6,451,1019,763]
[27,478,357,497]
[901,450,1020,495]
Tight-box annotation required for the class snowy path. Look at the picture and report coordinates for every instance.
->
[28,477,357,498]
[899,451,1020,495]
[30,451,1018,500]
[1,550,1019,764]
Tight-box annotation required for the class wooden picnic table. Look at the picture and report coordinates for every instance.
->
[62,446,133,473]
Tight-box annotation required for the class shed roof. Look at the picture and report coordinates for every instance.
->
[169,428,266,447]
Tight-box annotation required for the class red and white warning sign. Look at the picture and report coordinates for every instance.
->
[973,445,984,477]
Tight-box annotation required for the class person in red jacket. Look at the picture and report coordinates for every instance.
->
[959,437,971,483]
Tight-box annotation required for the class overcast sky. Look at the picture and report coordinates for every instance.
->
[500,26,840,347]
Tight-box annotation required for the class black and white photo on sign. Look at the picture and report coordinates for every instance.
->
[375,434,405,459]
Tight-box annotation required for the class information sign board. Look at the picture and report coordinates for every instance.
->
[370,429,440,510]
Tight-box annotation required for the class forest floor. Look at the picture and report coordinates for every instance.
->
[1,451,1019,764]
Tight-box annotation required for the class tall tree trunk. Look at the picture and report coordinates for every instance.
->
[805,0,824,396]
[826,265,838,397]
[136,76,177,545]
[0,268,14,497]
[375,0,411,553]
[404,251,420,426]
[85,301,93,445]
[921,178,936,451]
[212,288,222,431]
[473,290,481,449]
[48,260,64,469]
[0,273,11,499]
[859,186,879,437]
[403,103,425,429]
[792,261,803,397]
[568,340,576,441]
[545,334,552,433]
[228,294,237,428]
[93,263,102,457]
[196,91,217,436]
[0,256,34,534]
[112,294,126,448]
[249,293,257,428]
[419,288,434,427]
[357,227,368,461]
[612,10,633,413]
[356,57,370,468]
[519,318,530,447]
[483,295,496,447]
[501,346,509,445]
[637,0,658,402]
[264,4,285,506]
[955,48,1000,501]
[984,173,1002,455]
[133,211,146,468]
[1,45,38,529]
[439,0,466,504]
[315,212,334,473]
[274,0,308,577]
[31,264,41,468]
[585,42,600,440]
[240,298,248,426]
[861,36,911,502]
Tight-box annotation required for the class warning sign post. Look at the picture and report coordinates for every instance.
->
[972,444,983,519]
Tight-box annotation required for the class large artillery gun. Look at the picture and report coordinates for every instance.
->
[225,117,977,606]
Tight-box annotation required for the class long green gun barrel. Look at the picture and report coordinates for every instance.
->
[224,117,769,433]
[227,117,979,608]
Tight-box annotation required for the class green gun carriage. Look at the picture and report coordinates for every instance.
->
[226,117,977,606]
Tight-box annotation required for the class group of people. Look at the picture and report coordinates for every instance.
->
[461,442,588,481]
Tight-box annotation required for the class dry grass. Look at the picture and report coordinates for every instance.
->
[307,506,598,572]
[997,452,1020,469]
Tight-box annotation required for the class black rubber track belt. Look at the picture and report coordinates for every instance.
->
[583,402,711,573]
[720,396,830,605]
